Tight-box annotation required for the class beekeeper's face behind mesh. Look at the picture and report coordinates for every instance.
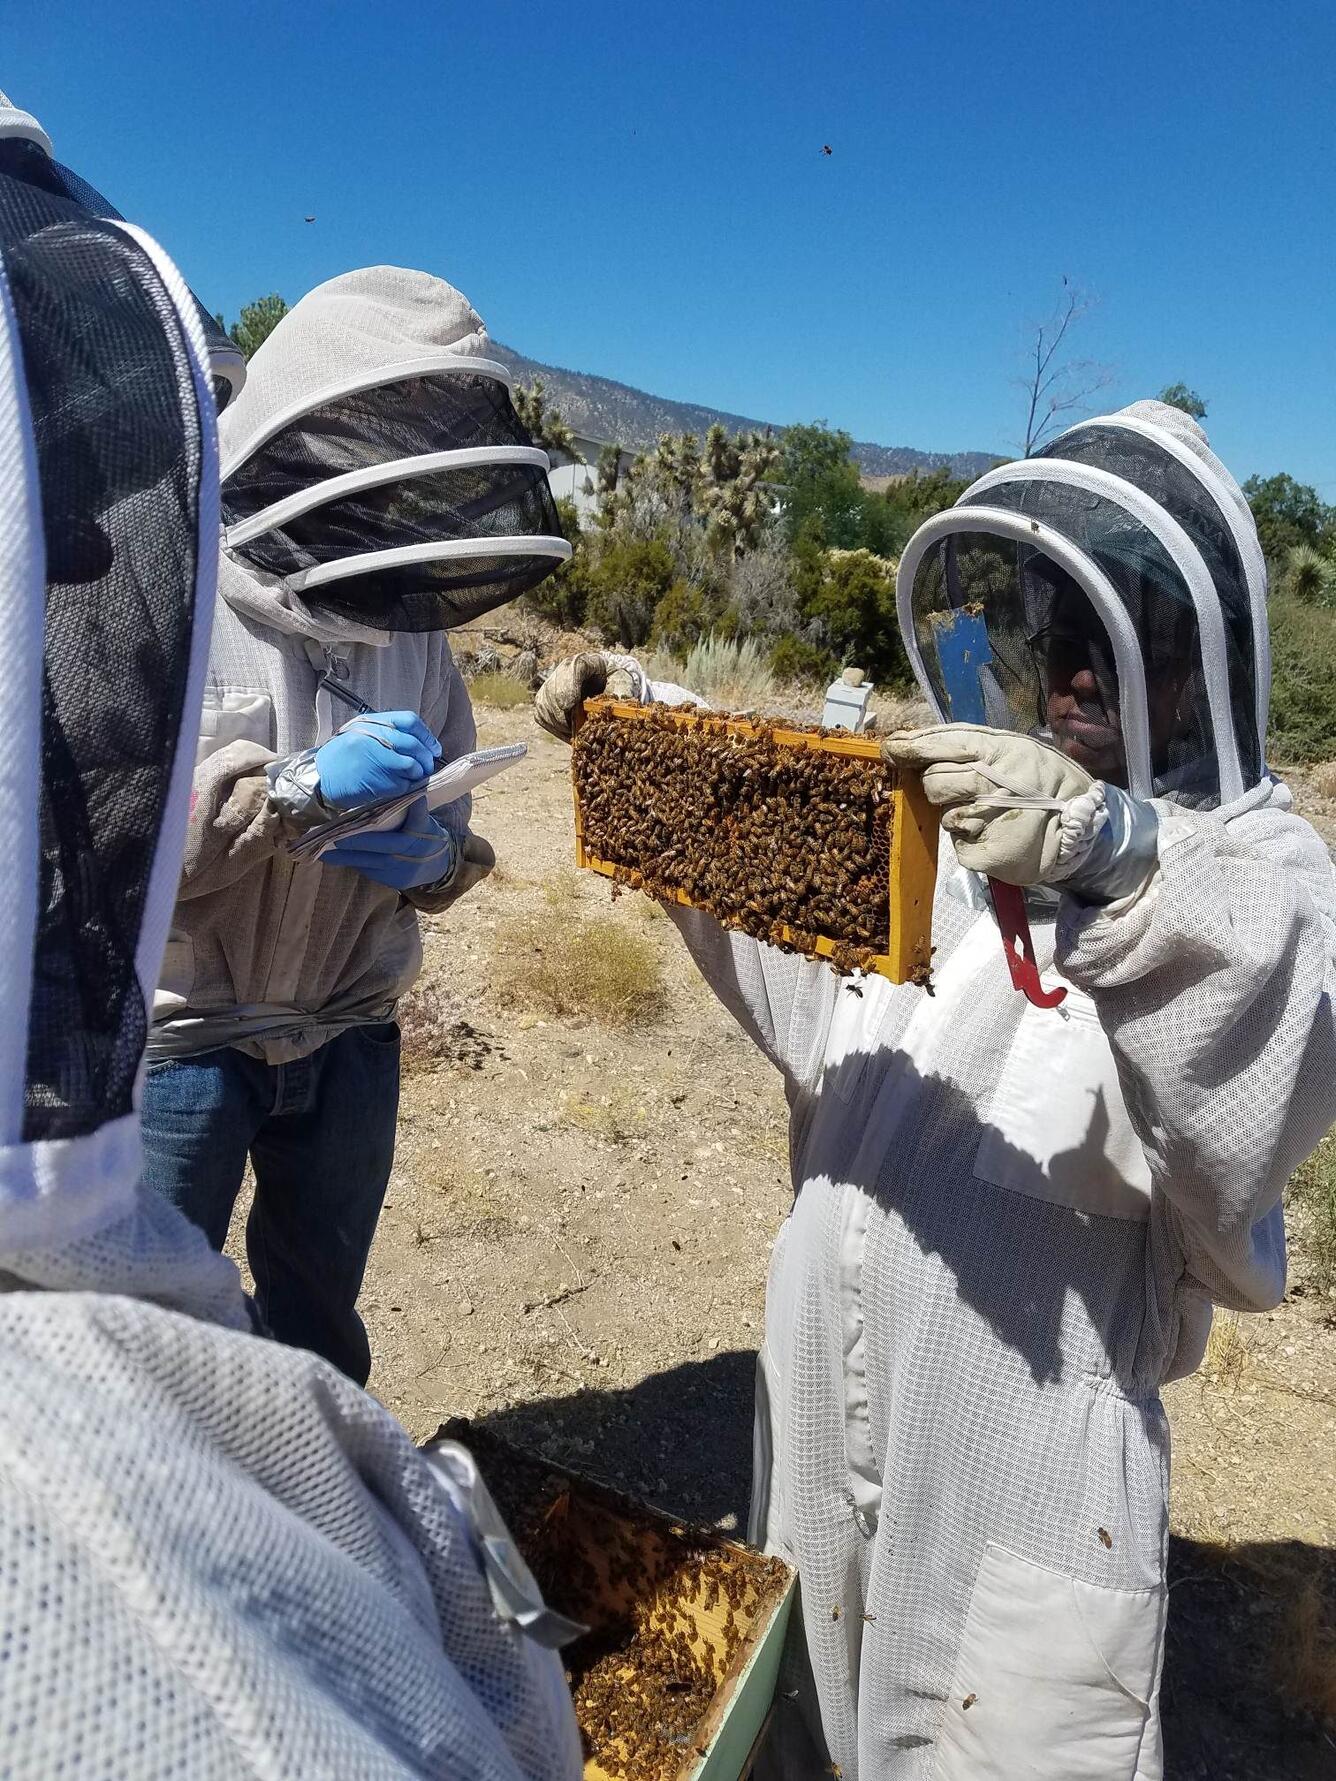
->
[901,526,1216,798]
[218,269,570,634]
[897,405,1271,809]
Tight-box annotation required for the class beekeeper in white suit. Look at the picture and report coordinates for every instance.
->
[0,98,580,1780]
[536,400,1336,1779]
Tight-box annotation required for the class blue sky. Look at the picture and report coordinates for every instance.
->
[9,1,1334,485]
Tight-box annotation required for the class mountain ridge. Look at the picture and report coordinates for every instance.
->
[489,343,998,480]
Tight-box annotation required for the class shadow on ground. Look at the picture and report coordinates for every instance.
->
[471,1346,758,1532]
[1163,1536,1336,1779]
[466,1357,1336,1778]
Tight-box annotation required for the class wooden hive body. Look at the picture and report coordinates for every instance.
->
[443,1424,796,1781]
[571,699,938,985]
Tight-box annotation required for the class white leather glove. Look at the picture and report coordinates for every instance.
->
[533,651,649,743]
[882,724,1159,902]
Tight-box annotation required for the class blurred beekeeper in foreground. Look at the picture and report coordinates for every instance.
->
[141,266,569,1382]
[536,401,1336,1780]
[0,94,580,1781]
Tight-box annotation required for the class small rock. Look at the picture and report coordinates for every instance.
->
[459,1296,475,1317]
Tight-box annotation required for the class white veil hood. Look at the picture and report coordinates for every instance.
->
[219,266,570,634]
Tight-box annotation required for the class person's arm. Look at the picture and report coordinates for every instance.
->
[176,739,288,901]
[667,906,840,1094]
[1058,799,1336,1311]
[179,711,442,902]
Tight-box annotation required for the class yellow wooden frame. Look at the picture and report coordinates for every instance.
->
[571,699,938,985]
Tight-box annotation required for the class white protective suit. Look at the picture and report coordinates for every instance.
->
[652,404,1336,1778]
[0,126,580,1781]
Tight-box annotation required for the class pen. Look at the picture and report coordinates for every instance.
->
[318,673,372,717]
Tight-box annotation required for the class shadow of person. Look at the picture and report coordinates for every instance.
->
[466,1346,760,1531]
[796,1043,1165,1408]
[1162,1534,1336,1780]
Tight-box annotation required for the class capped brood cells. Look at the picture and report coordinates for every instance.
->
[570,700,937,984]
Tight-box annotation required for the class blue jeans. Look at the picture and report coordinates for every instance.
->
[141,1024,402,1384]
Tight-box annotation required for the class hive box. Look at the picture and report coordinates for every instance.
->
[571,698,938,985]
[448,1425,797,1781]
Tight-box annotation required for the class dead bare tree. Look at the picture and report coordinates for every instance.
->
[1016,281,1114,455]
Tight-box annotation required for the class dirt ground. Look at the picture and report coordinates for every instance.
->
[242,699,1336,1776]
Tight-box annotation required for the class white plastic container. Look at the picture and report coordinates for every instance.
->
[821,667,874,732]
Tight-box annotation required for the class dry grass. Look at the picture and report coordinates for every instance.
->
[1288,1131,1336,1293]
[490,909,666,1027]
[1201,1311,1252,1392]
[1308,759,1336,802]
[397,982,495,1076]
[562,1087,649,1144]
[867,687,934,733]
[468,670,532,710]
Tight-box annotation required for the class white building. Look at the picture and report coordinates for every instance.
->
[545,431,625,523]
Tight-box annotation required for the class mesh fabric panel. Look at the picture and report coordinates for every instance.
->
[223,372,536,514]
[222,370,564,628]
[1040,425,1260,785]
[237,461,557,570]
[955,480,1228,803]
[303,548,564,633]
[0,208,200,1141]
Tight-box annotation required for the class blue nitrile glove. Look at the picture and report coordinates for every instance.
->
[323,798,456,891]
[313,711,441,810]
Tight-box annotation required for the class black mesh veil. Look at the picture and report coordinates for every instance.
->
[221,369,569,631]
[1039,426,1260,788]
[0,153,208,1144]
[0,134,243,413]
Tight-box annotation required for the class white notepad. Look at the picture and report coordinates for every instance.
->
[288,742,527,861]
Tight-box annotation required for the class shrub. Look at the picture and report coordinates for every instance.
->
[682,634,777,707]
[650,579,724,654]
[796,544,911,686]
[727,533,802,638]
[583,535,677,647]
[1266,594,1336,764]
[1288,1129,1336,1293]
[768,634,837,686]
[522,498,595,628]
[1282,544,1336,608]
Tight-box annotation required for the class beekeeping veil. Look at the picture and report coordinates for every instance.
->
[0,106,223,1260]
[218,266,571,634]
[0,87,245,412]
[896,400,1269,807]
